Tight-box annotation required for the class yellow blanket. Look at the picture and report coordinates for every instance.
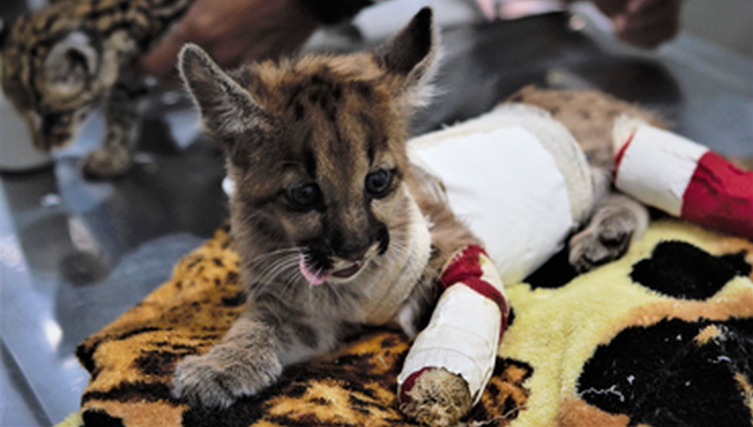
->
[60,220,753,427]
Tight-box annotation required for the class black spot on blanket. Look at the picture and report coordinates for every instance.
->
[220,291,247,307]
[578,317,753,427]
[82,381,175,404]
[182,400,267,427]
[525,247,579,289]
[630,241,751,299]
[506,306,515,329]
[135,351,185,377]
[83,409,125,427]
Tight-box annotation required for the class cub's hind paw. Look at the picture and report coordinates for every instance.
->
[569,211,634,272]
[172,347,282,408]
[400,368,471,427]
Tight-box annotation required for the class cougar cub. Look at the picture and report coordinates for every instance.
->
[172,8,653,426]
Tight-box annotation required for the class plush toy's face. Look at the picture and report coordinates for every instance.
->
[2,24,107,151]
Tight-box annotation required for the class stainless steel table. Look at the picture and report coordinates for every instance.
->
[1,10,751,426]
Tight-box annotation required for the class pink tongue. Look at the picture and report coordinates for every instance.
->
[299,256,331,286]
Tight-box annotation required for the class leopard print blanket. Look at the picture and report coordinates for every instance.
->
[67,220,753,427]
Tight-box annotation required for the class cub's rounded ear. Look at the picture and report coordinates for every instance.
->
[374,7,440,108]
[178,44,270,142]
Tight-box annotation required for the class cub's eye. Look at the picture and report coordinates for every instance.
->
[285,183,322,210]
[365,169,394,198]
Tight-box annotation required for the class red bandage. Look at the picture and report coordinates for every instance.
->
[682,152,753,238]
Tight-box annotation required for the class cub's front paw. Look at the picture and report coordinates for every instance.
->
[172,345,282,408]
[82,146,132,179]
[569,211,634,272]
[400,368,471,427]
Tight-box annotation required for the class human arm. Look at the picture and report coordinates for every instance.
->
[140,0,373,80]
[590,0,683,48]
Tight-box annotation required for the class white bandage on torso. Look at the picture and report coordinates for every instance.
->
[408,104,593,284]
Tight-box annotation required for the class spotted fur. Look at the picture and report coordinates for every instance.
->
[1,0,193,178]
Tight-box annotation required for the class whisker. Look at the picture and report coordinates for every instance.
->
[248,254,301,297]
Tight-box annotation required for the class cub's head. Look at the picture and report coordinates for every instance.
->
[2,12,110,151]
[179,8,438,289]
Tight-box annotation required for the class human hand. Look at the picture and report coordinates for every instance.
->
[591,0,683,48]
[140,0,320,80]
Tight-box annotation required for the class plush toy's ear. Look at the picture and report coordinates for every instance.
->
[374,7,440,108]
[44,31,100,97]
[178,44,271,143]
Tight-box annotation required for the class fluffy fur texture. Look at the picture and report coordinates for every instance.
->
[1,0,194,178]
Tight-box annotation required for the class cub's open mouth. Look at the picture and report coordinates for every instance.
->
[331,260,364,279]
[299,256,366,286]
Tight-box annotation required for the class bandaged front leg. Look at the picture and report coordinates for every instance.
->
[398,245,508,426]
[614,117,753,239]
